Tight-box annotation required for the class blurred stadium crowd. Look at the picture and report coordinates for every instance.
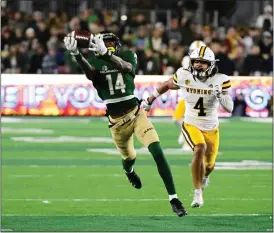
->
[1,3,273,76]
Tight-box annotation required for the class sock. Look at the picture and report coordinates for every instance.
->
[195,188,202,194]
[169,194,178,201]
[148,141,176,195]
[122,158,135,173]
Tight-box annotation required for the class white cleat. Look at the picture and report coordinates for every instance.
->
[191,189,204,208]
[182,142,192,152]
[201,176,210,190]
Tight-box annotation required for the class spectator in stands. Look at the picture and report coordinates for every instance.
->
[232,92,247,117]
[159,44,175,75]
[2,45,20,73]
[224,26,244,60]
[167,39,184,70]
[259,31,273,56]
[28,43,45,73]
[17,42,30,73]
[256,5,273,32]
[261,46,273,75]
[147,24,166,52]
[241,45,263,76]
[36,21,51,47]
[42,48,58,74]
[11,11,26,31]
[166,18,182,44]
[210,39,235,76]
[142,48,161,74]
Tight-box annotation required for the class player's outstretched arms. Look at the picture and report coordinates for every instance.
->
[142,77,179,111]
[90,34,132,72]
[64,34,96,81]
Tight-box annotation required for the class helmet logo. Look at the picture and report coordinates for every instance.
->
[185,80,190,85]
[199,46,206,58]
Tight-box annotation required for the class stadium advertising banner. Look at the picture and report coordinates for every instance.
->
[1,74,272,117]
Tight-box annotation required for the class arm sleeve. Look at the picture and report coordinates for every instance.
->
[128,51,138,75]
[219,94,234,113]
[220,76,233,113]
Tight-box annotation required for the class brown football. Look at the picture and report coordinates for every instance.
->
[72,30,93,48]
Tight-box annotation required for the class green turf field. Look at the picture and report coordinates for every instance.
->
[1,117,273,232]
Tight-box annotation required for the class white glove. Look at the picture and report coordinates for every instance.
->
[142,98,152,111]
[64,32,79,55]
[89,34,108,55]
[211,84,222,99]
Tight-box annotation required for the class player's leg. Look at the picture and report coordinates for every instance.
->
[134,110,187,216]
[182,122,206,207]
[202,127,220,190]
[109,114,141,189]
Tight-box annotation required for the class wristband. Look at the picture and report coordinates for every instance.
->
[152,89,161,98]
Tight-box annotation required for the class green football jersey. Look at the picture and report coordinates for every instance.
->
[88,50,139,116]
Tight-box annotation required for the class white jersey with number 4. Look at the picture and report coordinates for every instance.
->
[173,68,231,131]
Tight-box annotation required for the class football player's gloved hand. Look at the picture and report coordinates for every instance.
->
[142,98,152,111]
[212,84,222,99]
[63,33,79,55]
[89,34,108,56]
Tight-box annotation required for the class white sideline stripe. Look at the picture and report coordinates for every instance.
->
[2,165,273,170]
[3,198,272,202]
[11,136,113,143]
[240,118,272,123]
[1,213,269,217]
[2,117,92,123]
[2,127,54,134]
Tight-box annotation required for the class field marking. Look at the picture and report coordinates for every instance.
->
[3,198,272,202]
[87,147,194,155]
[1,213,270,217]
[2,165,273,170]
[240,118,272,123]
[11,136,113,143]
[2,127,54,134]
[2,117,93,123]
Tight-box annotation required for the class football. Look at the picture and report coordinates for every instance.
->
[72,30,93,48]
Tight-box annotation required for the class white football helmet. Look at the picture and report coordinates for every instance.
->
[190,46,218,81]
[189,40,206,54]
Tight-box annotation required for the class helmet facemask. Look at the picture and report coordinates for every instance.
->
[94,32,121,56]
[191,59,216,82]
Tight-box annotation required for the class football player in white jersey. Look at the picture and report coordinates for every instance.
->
[174,40,206,151]
[143,46,233,208]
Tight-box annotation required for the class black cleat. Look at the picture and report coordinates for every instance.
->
[170,198,188,217]
[125,169,142,189]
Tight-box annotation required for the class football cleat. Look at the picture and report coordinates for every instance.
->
[124,169,142,189]
[170,198,188,217]
[191,189,204,208]
[201,176,210,190]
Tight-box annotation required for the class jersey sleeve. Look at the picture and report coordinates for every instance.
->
[123,50,138,76]
[173,68,190,87]
[221,75,231,91]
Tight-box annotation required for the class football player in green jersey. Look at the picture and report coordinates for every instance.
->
[64,32,187,217]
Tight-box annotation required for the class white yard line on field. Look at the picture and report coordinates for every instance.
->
[1,213,270,217]
[2,127,54,134]
[3,198,272,202]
